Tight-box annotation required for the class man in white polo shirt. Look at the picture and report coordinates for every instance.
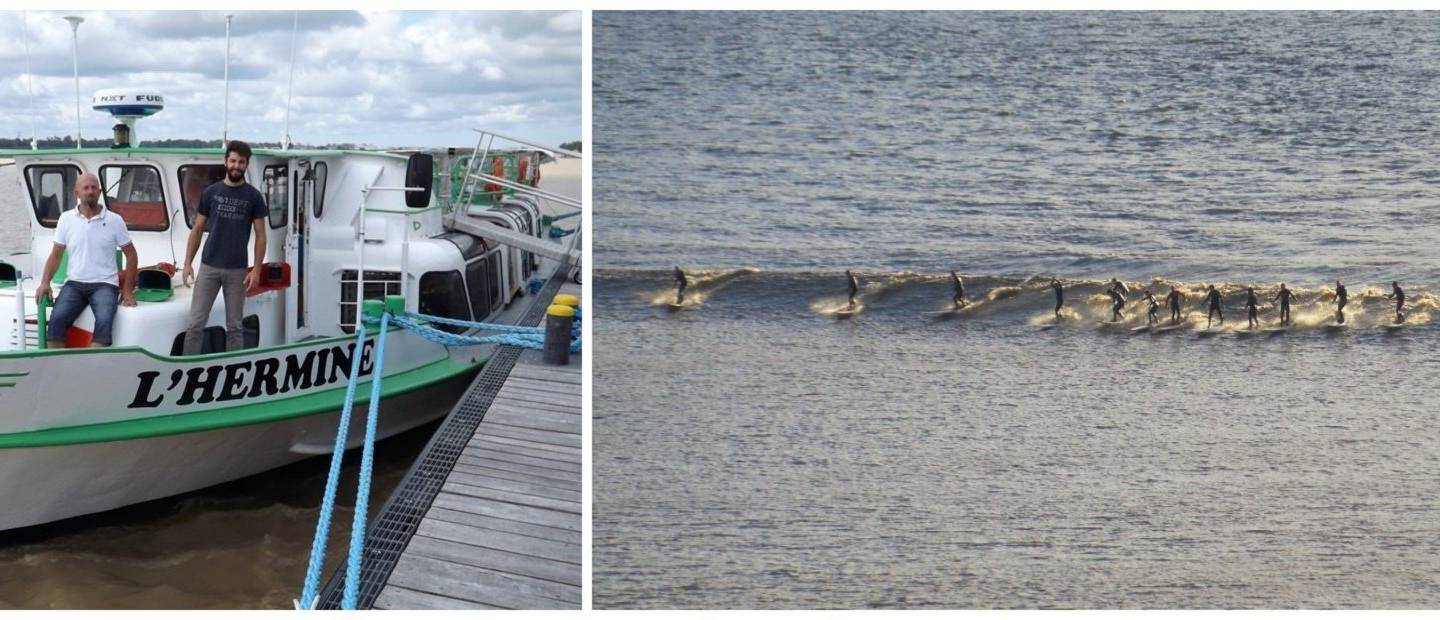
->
[34,173,139,348]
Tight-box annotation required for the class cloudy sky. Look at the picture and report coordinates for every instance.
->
[0,10,581,148]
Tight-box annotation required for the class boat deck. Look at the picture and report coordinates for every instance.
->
[315,276,581,610]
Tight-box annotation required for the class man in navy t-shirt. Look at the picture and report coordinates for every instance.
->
[181,139,268,354]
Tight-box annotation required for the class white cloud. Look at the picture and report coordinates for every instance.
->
[0,10,580,147]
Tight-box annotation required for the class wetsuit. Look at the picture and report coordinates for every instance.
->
[1274,288,1295,326]
[847,272,859,309]
[1206,288,1223,327]
[1167,290,1183,323]
[674,267,688,304]
[951,271,965,308]
[1109,289,1126,321]
[1246,290,1259,328]
[1051,280,1064,317]
[1389,284,1405,323]
[1335,283,1347,324]
[1145,293,1159,325]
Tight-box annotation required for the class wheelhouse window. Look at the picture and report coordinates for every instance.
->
[466,249,505,320]
[419,270,470,334]
[24,164,82,228]
[264,165,288,229]
[178,164,225,228]
[339,270,402,334]
[313,162,328,219]
[99,165,169,231]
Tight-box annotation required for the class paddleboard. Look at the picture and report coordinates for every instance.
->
[1155,323,1186,333]
[1195,327,1223,337]
[1130,324,1152,333]
[1234,328,1259,337]
[1263,326,1289,334]
[1324,323,1349,331]
[835,309,858,319]
[1383,323,1406,331]
[666,303,687,311]
[923,309,959,318]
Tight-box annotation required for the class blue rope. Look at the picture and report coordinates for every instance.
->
[345,312,389,610]
[407,311,545,334]
[295,306,578,609]
[297,323,369,610]
[392,311,581,352]
[548,226,577,238]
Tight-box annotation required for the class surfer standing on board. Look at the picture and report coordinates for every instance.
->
[1385,281,1405,323]
[1050,278,1064,318]
[1246,287,1260,329]
[1335,280,1347,324]
[846,270,859,310]
[673,266,688,305]
[1108,287,1126,322]
[1166,286,1184,324]
[1142,290,1159,325]
[951,271,967,309]
[1274,283,1296,326]
[1204,284,1223,328]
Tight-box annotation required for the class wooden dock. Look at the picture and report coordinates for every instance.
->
[370,295,582,610]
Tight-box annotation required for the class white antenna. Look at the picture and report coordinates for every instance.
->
[223,13,233,146]
[282,12,298,150]
[64,15,84,149]
[22,12,36,150]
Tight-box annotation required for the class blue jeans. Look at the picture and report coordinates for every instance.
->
[48,281,119,345]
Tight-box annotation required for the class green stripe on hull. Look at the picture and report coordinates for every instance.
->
[0,358,482,449]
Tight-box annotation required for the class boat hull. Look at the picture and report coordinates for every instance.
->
[0,368,474,532]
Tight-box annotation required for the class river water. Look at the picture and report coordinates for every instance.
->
[592,11,1440,608]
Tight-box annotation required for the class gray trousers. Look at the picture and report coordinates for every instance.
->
[184,266,248,355]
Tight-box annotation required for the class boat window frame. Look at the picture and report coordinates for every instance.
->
[22,163,84,229]
[313,162,328,220]
[97,163,170,232]
[263,163,289,229]
[177,164,227,229]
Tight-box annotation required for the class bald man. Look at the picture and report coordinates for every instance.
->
[34,173,139,348]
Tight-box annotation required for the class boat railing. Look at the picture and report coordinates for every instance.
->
[352,178,430,330]
[449,129,582,228]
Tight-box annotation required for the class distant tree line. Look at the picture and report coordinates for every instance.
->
[559,140,581,152]
[0,136,371,150]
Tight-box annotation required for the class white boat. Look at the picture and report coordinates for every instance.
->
[0,99,582,531]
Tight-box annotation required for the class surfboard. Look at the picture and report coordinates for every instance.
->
[1263,326,1289,334]
[666,302,687,311]
[1324,323,1348,331]
[922,309,959,318]
[1383,323,1406,331]
[1195,327,1223,337]
[1130,324,1152,333]
[1155,323,1185,333]
[835,309,858,319]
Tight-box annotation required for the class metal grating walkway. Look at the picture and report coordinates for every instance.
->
[316,268,579,609]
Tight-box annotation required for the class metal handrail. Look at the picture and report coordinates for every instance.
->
[469,129,583,159]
